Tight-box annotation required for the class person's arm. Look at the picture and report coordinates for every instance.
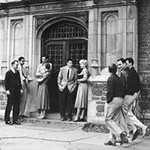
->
[36,64,42,77]
[4,71,10,95]
[77,69,88,82]
[57,68,65,91]
[132,70,141,102]
[36,72,49,83]
[106,77,114,103]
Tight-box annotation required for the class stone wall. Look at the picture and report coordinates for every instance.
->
[87,81,107,123]
[0,83,7,111]
[138,0,150,105]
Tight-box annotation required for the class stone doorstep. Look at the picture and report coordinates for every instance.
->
[21,118,86,127]
[0,110,87,127]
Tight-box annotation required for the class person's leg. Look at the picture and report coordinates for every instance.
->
[74,108,81,121]
[128,105,147,136]
[66,89,74,120]
[123,95,137,133]
[105,98,123,137]
[4,95,13,122]
[13,90,20,123]
[19,81,27,117]
[105,97,127,145]
[123,95,140,140]
[80,109,85,119]
[59,89,67,120]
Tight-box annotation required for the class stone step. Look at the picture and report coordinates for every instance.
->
[23,111,86,127]
[21,117,86,127]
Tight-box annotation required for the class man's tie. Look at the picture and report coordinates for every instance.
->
[67,68,70,80]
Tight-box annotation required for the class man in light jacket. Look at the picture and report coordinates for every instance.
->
[57,59,77,121]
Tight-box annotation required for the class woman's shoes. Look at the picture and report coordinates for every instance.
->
[79,118,86,122]
[73,118,86,122]
[73,118,80,122]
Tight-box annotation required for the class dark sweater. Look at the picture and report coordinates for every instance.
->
[126,67,141,95]
[107,73,126,103]
[5,70,22,91]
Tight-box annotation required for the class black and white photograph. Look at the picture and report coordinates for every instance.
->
[0,0,150,150]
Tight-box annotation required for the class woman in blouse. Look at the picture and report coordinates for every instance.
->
[36,63,51,119]
[74,59,89,122]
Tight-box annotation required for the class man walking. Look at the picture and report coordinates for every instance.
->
[57,59,77,121]
[4,60,23,125]
[18,56,30,118]
[124,57,146,139]
[105,64,127,146]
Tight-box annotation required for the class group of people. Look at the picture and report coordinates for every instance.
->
[4,56,89,124]
[4,55,148,145]
[105,57,148,146]
[36,57,89,122]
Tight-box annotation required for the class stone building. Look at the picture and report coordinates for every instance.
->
[0,0,149,122]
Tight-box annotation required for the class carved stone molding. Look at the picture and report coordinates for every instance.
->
[35,12,88,30]
[10,19,23,28]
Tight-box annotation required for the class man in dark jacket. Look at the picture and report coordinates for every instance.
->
[4,60,23,125]
[105,64,127,146]
[123,57,142,140]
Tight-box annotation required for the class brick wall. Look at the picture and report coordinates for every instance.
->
[138,0,150,103]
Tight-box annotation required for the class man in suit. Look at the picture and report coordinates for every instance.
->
[57,59,77,121]
[4,60,23,125]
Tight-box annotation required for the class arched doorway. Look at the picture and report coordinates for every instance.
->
[41,20,88,112]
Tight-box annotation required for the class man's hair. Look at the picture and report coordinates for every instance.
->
[43,55,49,60]
[45,63,50,70]
[18,56,25,61]
[117,58,126,63]
[108,63,117,74]
[11,60,18,66]
[67,58,73,63]
[126,57,134,65]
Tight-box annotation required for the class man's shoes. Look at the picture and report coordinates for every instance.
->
[67,117,72,122]
[13,121,21,125]
[22,115,28,118]
[60,117,66,121]
[104,141,116,146]
[132,129,140,141]
[120,131,127,145]
[5,121,13,125]
[142,126,149,137]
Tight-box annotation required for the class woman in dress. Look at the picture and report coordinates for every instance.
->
[74,59,89,122]
[36,63,51,119]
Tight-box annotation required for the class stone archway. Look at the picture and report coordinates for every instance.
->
[36,16,88,113]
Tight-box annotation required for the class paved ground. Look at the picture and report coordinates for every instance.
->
[0,120,150,150]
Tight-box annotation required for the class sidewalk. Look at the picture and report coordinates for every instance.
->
[0,120,150,150]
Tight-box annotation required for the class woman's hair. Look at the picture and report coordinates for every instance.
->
[45,63,50,70]
[79,59,88,68]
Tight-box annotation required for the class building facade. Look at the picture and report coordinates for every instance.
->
[1,0,148,122]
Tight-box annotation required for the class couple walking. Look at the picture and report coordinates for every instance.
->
[58,59,88,122]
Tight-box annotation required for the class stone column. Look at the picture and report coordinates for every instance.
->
[87,60,110,123]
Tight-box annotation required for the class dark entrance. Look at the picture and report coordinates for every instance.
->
[41,20,88,112]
